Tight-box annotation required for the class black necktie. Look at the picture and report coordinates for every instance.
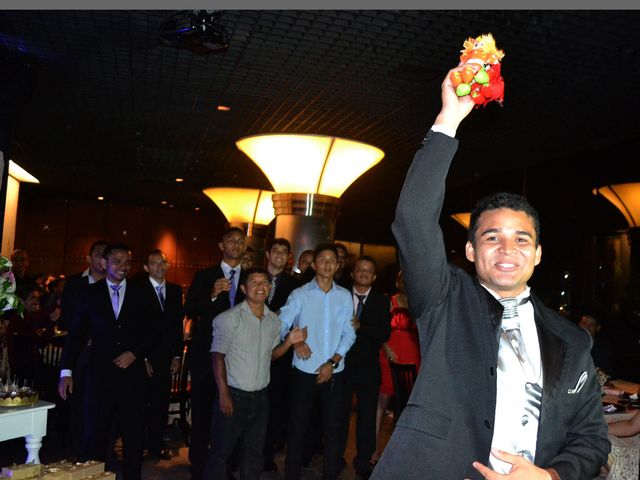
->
[228,269,237,306]
[355,294,366,319]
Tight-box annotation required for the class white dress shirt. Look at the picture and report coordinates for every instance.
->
[484,285,543,473]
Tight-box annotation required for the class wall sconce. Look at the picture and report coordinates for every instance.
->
[202,187,275,263]
[594,183,640,279]
[2,160,40,256]
[236,134,384,260]
[450,212,471,230]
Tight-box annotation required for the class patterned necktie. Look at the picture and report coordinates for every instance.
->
[497,296,541,463]
[110,284,121,318]
[355,294,366,319]
[156,285,165,310]
[499,297,535,378]
[228,269,237,306]
[267,275,277,306]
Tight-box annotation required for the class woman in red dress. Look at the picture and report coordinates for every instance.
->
[372,271,421,462]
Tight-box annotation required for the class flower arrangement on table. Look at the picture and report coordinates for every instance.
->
[0,256,24,316]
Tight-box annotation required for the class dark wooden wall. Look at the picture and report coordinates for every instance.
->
[15,197,226,290]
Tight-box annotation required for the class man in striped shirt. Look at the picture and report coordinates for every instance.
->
[202,266,306,480]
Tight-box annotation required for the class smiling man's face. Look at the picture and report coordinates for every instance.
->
[465,208,541,298]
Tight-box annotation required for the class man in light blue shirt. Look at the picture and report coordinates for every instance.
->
[279,243,356,480]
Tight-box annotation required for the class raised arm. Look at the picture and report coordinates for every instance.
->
[391,67,474,319]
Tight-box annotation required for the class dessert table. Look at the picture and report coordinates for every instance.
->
[0,400,55,464]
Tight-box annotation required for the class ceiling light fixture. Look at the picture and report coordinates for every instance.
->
[2,160,40,256]
[236,134,384,198]
[8,160,39,184]
[594,183,640,280]
[451,212,471,229]
[202,187,275,227]
[236,133,384,262]
[202,187,276,264]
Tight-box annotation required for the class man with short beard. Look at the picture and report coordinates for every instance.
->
[59,243,151,480]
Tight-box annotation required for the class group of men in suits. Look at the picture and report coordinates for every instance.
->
[183,227,392,480]
[55,224,392,480]
[58,243,184,480]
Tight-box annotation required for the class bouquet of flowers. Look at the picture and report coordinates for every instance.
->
[0,256,23,315]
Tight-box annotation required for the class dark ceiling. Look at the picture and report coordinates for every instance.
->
[1,10,639,246]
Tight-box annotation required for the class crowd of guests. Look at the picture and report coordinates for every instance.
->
[3,228,635,480]
[0,234,422,480]
[182,229,419,480]
[0,249,65,386]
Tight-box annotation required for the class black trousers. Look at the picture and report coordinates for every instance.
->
[82,365,146,480]
[203,387,269,480]
[285,368,346,480]
[339,362,379,474]
[188,366,215,480]
[145,359,172,454]
[68,339,91,460]
[263,350,293,463]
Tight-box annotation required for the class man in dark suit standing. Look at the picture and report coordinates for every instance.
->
[59,240,109,330]
[262,237,300,471]
[184,226,246,480]
[371,68,609,479]
[139,249,184,460]
[58,239,108,460]
[59,243,152,480]
[339,255,390,478]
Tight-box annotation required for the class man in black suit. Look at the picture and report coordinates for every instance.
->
[262,237,300,471]
[58,239,108,460]
[59,240,108,330]
[339,255,390,478]
[334,243,352,290]
[184,226,246,480]
[59,243,153,480]
[371,68,609,479]
[139,249,184,460]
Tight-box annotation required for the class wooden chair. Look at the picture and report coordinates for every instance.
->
[168,341,191,445]
[38,339,65,401]
[388,360,418,423]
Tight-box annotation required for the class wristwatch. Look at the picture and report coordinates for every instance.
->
[327,358,339,369]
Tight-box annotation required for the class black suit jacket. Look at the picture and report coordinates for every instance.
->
[59,272,91,331]
[371,131,609,479]
[266,272,299,313]
[345,289,391,385]
[184,265,245,373]
[61,279,153,383]
[137,277,184,373]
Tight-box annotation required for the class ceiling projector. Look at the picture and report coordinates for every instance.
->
[159,10,229,54]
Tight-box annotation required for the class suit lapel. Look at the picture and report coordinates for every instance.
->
[532,295,567,401]
[99,280,118,322]
[478,284,503,366]
[147,280,163,315]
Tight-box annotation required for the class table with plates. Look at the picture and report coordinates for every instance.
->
[0,400,55,464]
